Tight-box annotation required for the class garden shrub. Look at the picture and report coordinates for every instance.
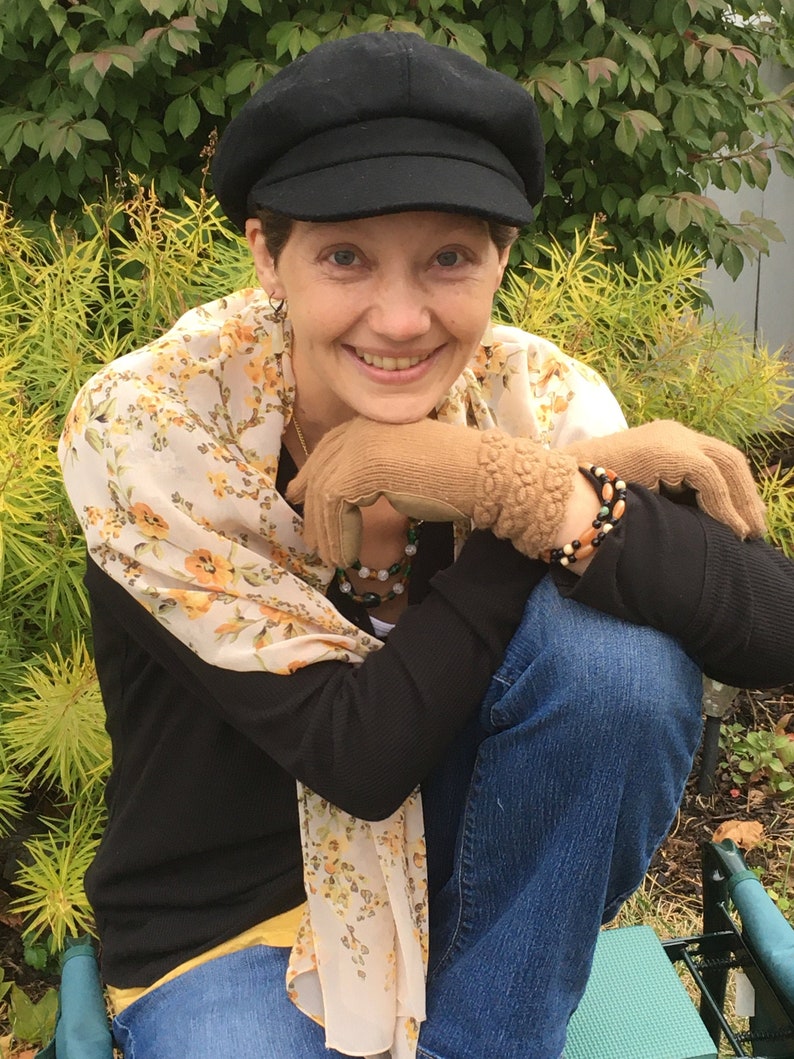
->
[0,0,793,276]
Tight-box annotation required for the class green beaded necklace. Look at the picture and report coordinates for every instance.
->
[336,520,419,608]
[292,415,420,610]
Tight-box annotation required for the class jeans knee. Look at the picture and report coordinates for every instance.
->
[486,578,703,759]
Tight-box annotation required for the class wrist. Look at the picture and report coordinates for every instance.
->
[543,466,628,573]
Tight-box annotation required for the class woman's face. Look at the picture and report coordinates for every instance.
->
[246,211,510,429]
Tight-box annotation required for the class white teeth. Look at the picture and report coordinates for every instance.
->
[359,352,429,371]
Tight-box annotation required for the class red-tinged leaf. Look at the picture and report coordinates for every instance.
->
[171,16,198,31]
[92,52,112,76]
[583,56,619,85]
[731,46,757,68]
[141,26,168,45]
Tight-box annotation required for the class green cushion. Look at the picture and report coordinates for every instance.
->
[565,926,718,1059]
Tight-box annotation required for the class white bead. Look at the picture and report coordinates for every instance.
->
[358,565,371,578]
[393,582,405,594]
[339,581,352,594]
[405,543,417,556]
[377,569,389,581]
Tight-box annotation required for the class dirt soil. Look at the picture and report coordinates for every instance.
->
[648,685,794,923]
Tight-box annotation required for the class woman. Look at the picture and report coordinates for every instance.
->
[59,31,794,1059]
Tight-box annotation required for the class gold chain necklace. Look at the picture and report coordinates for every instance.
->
[292,415,310,458]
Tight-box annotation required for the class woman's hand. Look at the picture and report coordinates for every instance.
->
[286,417,579,566]
[562,420,766,539]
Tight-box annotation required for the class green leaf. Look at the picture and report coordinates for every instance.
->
[47,5,67,32]
[721,242,744,279]
[583,108,605,137]
[665,197,691,234]
[3,125,24,162]
[225,60,259,95]
[722,159,741,192]
[163,95,199,137]
[654,86,672,114]
[615,115,638,155]
[672,0,691,33]
[9,985,58,1047]
[684,41,701,75]
[672,97,694,137]
[703,46,723,81]
[532,5,555,49]
[315,11,343,32]
[73,118,109,142]
[637,192,659,218]
[775,148,794,179]
[586,0,605,25]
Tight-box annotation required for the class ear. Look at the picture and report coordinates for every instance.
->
[493,245,511,293]
[245,218,285,298]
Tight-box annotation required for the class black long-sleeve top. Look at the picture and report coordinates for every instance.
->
[86,463,794,988]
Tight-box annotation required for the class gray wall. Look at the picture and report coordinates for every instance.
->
[702,62,794,374]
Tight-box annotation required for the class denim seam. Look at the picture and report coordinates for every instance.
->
[426,752,488,979]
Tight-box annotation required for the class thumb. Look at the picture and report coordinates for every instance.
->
[285,465,308,504]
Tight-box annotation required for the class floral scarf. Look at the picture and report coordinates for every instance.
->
[59,287,624,1058]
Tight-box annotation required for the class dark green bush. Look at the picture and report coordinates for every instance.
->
[1,0,793,275]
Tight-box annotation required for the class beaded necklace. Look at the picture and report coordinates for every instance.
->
[291,415,419,609]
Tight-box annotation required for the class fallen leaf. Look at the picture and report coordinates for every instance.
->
[747,788,767,810]
[712,819,765,850]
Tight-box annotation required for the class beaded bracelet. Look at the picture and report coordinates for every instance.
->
[545,465,627,567]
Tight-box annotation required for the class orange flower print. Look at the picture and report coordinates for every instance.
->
[243,354,266,386]
[130,502,170,540]
[207,471,228,499]
[169,590,215,619]
[185,548,234,589]
[61,400,88,447]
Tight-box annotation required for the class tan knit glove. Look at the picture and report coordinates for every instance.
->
[562,420,766,539]
[286,417,579,567]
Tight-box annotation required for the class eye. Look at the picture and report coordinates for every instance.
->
[331,248,358,266]
[436,250,463,267]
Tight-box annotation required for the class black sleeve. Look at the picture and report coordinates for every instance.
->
[552,485,794,689]
[87,531,545,821]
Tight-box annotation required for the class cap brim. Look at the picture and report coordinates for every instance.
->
[247,155,534,227]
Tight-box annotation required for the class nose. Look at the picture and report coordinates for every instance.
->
[366,272,432,343]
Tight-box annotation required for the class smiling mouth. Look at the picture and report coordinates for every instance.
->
[355,350,434,371]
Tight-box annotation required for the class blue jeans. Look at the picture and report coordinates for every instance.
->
[112,577,703,1059]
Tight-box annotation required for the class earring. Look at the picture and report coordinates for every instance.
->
[267,294,287,322]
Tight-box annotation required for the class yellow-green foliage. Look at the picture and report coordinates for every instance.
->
[496,226,793,446]
[496,226,794,555]
[0,198,792,950]
[0,185,253,948]
[3,640,110,800]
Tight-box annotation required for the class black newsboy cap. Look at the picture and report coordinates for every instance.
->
[212,32,545,231]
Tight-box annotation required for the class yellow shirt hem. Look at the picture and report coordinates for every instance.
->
[106,903,305,1016]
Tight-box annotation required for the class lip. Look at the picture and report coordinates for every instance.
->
[343,343,442,382]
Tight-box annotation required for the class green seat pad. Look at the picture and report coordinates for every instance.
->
[565,926,718,1059]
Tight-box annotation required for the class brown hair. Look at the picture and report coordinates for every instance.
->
[256,208,517,265]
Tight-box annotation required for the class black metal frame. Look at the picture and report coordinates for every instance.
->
[659,843,794,1059]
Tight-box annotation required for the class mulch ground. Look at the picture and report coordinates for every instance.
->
[650,685,794,923]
